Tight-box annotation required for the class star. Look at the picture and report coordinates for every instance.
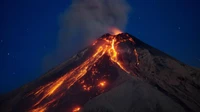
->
[0,40,3,43]
[178,27,181,30]
[8,53,10,56]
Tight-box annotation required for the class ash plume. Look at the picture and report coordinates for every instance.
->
[60,0,131,41]
[43,0,131,71]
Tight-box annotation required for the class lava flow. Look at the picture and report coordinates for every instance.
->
[28,28,139,112]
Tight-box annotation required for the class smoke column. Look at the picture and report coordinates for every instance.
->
[43,0,131,71]
[60,0,130,41]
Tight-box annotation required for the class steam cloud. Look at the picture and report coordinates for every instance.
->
[43,0,131,71]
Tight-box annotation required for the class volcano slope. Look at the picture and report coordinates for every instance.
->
[0,33,200,112]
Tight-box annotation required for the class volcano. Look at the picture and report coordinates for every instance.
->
[0,33,200,112]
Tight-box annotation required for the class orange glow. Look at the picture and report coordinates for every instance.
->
[30,107,46,112]
[109,27,122,35]
[73,107,81,112]
[107,37,130,73]
[28,32,139,112]
[98,81,106,87]
[82,85,93,91]
[30,99,56,112]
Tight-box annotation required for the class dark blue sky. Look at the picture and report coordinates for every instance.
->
[0,0,200,93]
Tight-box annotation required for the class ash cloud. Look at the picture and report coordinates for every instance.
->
[43,0,131,71]
[60,0,131,42]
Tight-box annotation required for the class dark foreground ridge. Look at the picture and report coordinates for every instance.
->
[0,33,200,112]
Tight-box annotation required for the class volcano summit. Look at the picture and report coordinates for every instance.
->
[0,33,200,112]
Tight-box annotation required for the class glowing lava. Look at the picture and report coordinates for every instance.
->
[28,29,139,112]
[98,81,106,87]
[72,107,81,112]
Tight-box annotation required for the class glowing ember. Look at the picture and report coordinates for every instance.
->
[82,85,93,91]
[98,81,106,87]
[73,107,81,112]
[28,32,139,112]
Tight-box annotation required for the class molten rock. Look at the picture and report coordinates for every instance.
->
[0,33,200,112]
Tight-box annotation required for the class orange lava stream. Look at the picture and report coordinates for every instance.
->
[108,38,130,73]
[29,30,139,112]
[29,46,107,112]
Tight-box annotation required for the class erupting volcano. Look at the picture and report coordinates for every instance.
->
[26,28,139,112]
[1,28,200,112]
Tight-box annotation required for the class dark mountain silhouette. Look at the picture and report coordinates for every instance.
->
[0,33,200,112]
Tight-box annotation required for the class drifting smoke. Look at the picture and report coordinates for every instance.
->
[60,0,131,41]
[43,0,131,71]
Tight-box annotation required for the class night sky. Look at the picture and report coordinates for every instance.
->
[0,0,200,93]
